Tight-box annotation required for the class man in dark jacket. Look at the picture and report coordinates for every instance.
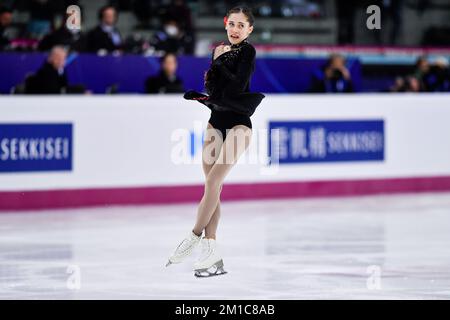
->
[27,46,68,94]
[146,53,184,93]
[86,5,122,53]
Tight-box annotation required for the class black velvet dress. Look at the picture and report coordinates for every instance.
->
[184,38,265,138]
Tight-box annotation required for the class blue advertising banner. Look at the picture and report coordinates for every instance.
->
[268,120,384,164]
[0,123,73,173]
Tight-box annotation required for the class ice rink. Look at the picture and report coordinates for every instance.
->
[1,191,450,300]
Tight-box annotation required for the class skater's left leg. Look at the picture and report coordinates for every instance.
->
[204,196,221,240]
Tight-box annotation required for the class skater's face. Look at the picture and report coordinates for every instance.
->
[225,12,253,45]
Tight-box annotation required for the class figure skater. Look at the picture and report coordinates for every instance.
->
[166,5,265,277]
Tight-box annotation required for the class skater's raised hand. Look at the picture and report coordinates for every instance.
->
[213,44,231,60]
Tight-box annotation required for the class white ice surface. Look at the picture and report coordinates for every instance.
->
[1,192,450,299]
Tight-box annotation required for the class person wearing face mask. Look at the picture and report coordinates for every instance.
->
[86,5,122,54]
[151,19,191,54]
[161,0,195,54]
[165,21,179,37]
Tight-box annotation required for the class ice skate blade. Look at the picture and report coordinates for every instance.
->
[166,259,182,267]
[194,260,227,278]
[194,268,227,278]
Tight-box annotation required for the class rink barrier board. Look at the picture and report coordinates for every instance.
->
[1,175,450,211]
[1,94,450,211]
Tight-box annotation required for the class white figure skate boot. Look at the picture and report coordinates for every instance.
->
[193,238,227,278]
[166,230,201,267]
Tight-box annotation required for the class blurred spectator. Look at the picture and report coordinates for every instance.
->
[38,24,86,52]
[423,57,450,92]
[132,0,155,29]
[310,54,353,93]
[121,33,147,54]
[389,56,450,93]
[336,0,358,45]
[150,18,193,54]
[0,6,13,50]
[27,0,58,39]
[26,46,68,93]
[389,76,420,92]
[162,0,193,33]
[145,52,184,93]
[161,0,195,54]
[413,56,429,88]
[373,0,404,46]
[25,46,86,94]
[109,0,158,29]
[38,0,86,52]
[389,76,406,92]
[407,76,421,92]
[86,5,122,53]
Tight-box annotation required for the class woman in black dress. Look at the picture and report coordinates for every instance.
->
[166,6,264,277]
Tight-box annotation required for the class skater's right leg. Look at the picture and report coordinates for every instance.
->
[166,124,223,267]
[192,126,251,277]
[193,125,252,237]
[204,202,220,240]
[193,123,224,239]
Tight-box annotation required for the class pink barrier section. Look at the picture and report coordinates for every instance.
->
[1,175,450,212]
